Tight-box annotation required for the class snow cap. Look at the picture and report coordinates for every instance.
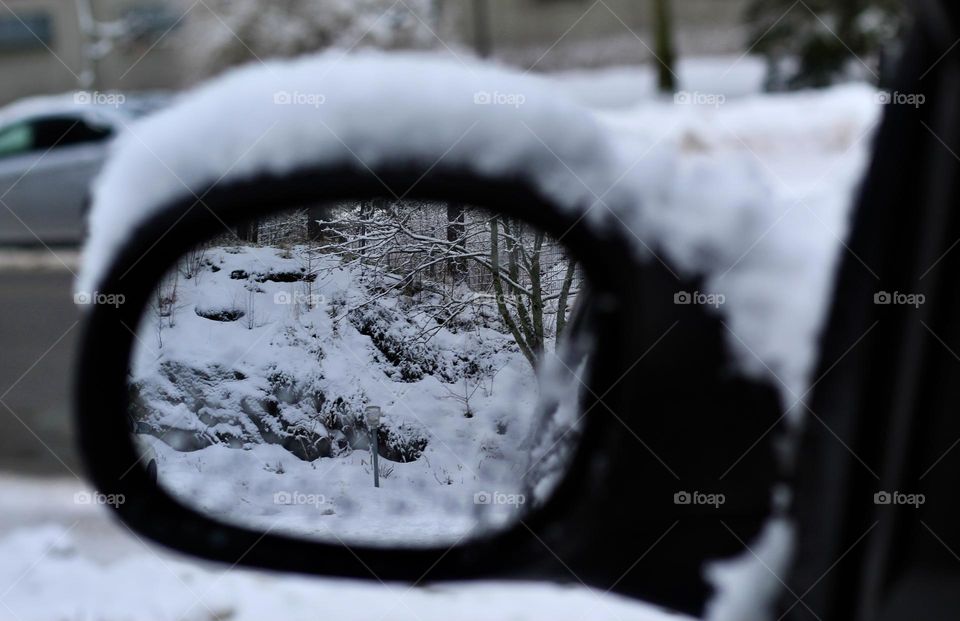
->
[78,51,626,295]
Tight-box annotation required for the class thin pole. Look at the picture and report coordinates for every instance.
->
[472,0,492,58]
[372,428,380,488]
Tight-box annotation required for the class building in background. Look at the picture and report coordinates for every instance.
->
[0,0,182,105]
[0,0,748,105]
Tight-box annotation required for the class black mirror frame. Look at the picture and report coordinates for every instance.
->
[74,163,647,588]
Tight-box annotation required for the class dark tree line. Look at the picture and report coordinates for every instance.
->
[746,0,907,90]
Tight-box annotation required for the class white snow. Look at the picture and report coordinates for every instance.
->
[601,83,880,408]
[0,476,689,621]
[78,51,620,298]
[703,518,796,621]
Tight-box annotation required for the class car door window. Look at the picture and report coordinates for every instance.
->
[31,117,112,150]
[0,116,112,160]
[0,122,32,158]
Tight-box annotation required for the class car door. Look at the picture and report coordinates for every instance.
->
[787,4,960,619]
[0,116,111,246]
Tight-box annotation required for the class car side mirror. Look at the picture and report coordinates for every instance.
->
[74,52,781,616]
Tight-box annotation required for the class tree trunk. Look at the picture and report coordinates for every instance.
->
[490,218,537,368]
[358,200,377,255]
[472,0,492,58]
[306,204,325,240]
[235,219,259,243]
[446,202,467,282]
[555,257,577,339]
[528,232,545,354]
[502,219,536,347]
[652,0,678,94]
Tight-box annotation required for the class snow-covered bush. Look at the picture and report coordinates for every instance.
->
[347,303,442,382]
[129,232,545,465]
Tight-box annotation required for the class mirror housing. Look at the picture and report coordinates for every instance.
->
[74,52,781,616]
[75,162,648,587]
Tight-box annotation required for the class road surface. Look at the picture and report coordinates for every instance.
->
[0,251,82,476]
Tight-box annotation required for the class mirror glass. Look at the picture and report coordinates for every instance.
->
[127,198,595,546]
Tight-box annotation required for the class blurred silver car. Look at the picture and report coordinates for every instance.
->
[0,94,167,246]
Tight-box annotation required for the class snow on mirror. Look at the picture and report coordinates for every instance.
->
[128,199,594,547]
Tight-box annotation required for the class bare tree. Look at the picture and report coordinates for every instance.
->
[153,270,181,349]
[446,202,467,282]
[488,217,575,367]
[311,201,579,370]
[180,245,208,282]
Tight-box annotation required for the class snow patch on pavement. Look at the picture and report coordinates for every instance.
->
[0,249,80,272]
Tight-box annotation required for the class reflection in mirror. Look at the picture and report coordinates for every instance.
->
[128,199,595,546]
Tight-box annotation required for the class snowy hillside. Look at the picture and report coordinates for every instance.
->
[129,203,585,544]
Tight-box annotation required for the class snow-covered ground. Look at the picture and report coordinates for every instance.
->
[130,239,566,546]
[0,56,883,620]
[0,476,688,621]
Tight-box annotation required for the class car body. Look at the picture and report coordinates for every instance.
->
[0,93,168,246]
